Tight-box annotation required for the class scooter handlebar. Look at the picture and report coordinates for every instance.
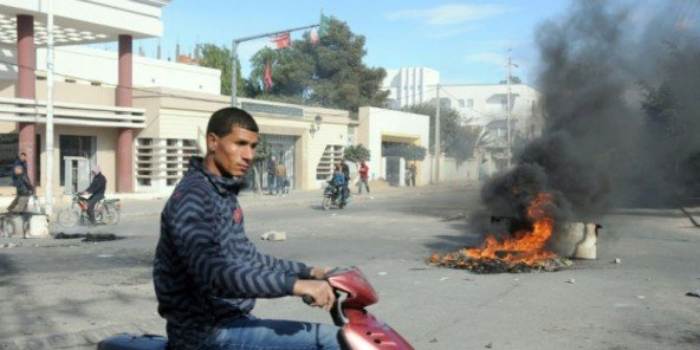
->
[301,292,346,327]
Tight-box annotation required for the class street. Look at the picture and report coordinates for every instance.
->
[0,185,699,350]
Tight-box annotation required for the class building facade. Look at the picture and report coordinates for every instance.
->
[382,67,439,109]
[357,107,430,187]
[440,83,544,139]
[0,0,356,197]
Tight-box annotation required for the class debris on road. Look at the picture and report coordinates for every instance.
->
[636,295,645,300]
[442,212,466,221]
[53,232,120,242]
[377,271,388,276]
[439,276,449,281]
[566,278,576,284]
[485,342,493,349]
[260,231,287,241]
[0,242,17,248]
[97,254,113,258]
[613,258,622,264]
[429,338,438,343]
[686,289,700,298]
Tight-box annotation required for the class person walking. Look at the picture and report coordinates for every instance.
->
[266,155,277,195]
[408,162,417,187]
[358,160,370,194]
[275,161,287,196]
[7,164,33,213]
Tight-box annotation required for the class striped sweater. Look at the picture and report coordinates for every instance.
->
[153,157,311,350]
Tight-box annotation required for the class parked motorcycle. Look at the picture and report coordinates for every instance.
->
[97,267,414,350]
[57,193,121,227]
[322,183,349,210]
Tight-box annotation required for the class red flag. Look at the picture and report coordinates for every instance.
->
[309,29,319,46]
[263,62,273,91]
[271,32,290,49]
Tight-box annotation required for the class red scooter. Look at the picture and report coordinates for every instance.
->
[97,267,414,350]
[307,267,414,349]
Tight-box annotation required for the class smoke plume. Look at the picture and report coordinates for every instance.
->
[472,0,700,236]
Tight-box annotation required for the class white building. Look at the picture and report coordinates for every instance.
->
[357,106,430,186]
[382,67,439,109]
[440,83,543,139]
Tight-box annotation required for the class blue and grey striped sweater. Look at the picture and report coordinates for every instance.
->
[153,157,311,350]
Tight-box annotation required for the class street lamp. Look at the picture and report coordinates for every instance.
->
[310,115,322,134]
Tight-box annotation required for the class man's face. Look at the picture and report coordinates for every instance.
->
[208,126,258,177]
[19,154,26,161]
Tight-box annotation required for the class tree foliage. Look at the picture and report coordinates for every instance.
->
[197,43,245,96]
[248,17,389,112]
[403,102,480,162]
[344,144,370,163]
[382,142,427,161]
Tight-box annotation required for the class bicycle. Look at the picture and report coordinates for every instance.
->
[56,193,121,227]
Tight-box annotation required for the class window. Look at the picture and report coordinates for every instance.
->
[458,99,465,108]
[467,99,474,108]
[0,133,18,186]
[59,135,95,186]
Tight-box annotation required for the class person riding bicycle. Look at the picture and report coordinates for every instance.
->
[80,165,106,225]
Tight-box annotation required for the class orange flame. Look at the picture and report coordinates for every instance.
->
[464,192,557,265]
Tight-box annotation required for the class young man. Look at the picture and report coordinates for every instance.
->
[153,107,343,350]
[81,165,106,225]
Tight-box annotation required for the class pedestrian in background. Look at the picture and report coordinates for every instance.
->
[275,161,287,196]
[267,155,276,195]
[7,164,33,213]
[358,161,370,194]
[408,163,417,187]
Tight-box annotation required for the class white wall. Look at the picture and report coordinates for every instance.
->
[358,106,430,184]
[29,46,221,94]
[382,67,440,108]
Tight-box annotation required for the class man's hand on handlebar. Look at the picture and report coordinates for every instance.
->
[309,266,333,280]
[292,280,336,311]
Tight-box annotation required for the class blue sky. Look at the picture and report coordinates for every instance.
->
[131,0,662,86]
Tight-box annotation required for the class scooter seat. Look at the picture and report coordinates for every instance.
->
[97,334,167,350]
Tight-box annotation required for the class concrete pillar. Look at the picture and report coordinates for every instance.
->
[17,15,36,184]
[116,35,133,192]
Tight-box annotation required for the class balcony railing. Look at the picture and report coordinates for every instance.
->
[0,96,146,128]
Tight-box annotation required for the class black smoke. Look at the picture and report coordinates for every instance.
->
[471,0,700,236]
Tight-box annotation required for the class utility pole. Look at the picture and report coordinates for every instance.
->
[434,84,441,184]
[45,0,54,217]
[230,23,319,107]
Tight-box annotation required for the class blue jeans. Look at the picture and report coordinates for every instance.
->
[202,316,345,350]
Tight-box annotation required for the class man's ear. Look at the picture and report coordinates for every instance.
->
[206,133,218,153]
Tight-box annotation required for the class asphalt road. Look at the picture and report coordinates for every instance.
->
[0,185,699,350]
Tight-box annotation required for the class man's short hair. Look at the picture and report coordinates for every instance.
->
[207,107,259,137]
[20,152,26,157]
